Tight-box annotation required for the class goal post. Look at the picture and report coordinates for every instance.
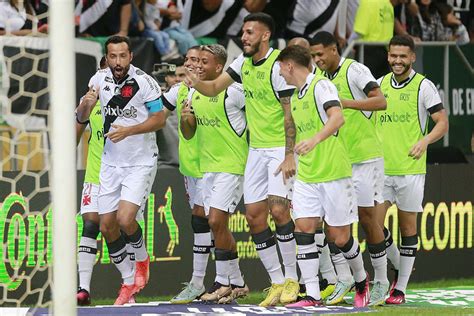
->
[49,1,77,315]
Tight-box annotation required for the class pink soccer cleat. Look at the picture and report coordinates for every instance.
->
[285,296,323,307]
[353,273,370,307]
[385,289,406,304]
[114,284,137,305]
[135,255,150,290]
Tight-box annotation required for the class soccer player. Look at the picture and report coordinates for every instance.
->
[181,44,248,304]
[277,45,368,308]
[311,31,387,306]
[82,36,166,305]
[163,46,212,304]
[378,35,448,304]
[186,12,299,306]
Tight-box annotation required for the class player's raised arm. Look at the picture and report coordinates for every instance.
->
[185,67,234,97]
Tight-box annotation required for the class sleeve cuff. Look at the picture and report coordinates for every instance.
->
[162,95,176,111]
[226,68,241,83]
[323,100,341,111]
[363,81,380,96]
[277,88,295,98]
[428,103,444,114]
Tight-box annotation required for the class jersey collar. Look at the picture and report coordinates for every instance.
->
[251,47,274,66]
[112,64,135,85]
[324,57,345,80]
[390,69,416,88]
[298,73,316,99]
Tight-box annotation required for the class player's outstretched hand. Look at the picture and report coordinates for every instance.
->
[295,138,318,156]
[274,154,296,185]
[409,138,429,160]
[105,124,131,143]
[184,67,199,87]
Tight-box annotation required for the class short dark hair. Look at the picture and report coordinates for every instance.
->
[277,45,312,68]
[243,12,275,36]
[99,56,107,69]
[105,36,132,54]
[201,44,227,65]
[187,45,201,53]
[310,31,337,47]
[389,35,415,52]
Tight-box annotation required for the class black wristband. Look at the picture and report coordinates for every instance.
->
[76,113,89,125]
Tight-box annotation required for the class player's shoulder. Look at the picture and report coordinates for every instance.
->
[132,66,162,93]
[91,68,110,83]
[348,59,373,76]
[419,75,439,94]
[228,82,244,95]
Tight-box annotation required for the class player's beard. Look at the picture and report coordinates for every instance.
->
[243,40,260,57]
[390,62,411,77]
[111,64,130,81]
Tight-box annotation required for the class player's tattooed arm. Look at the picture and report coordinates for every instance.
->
[274,95,296,184]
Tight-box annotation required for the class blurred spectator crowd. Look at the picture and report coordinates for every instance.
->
[1,0,473,61]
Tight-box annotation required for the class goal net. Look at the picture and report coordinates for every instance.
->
[0,3,78,314]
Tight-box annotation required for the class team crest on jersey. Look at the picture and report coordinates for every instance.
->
[121,86,133,98]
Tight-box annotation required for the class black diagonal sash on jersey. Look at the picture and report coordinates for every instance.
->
[103,78,140,141]
[304,0,339,36]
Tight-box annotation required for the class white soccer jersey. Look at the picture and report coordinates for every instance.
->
[286,0,339,37]
[377,69,443,133]
[298,73,341,125]
[88,64,163,167]
[227,49,296,98]
[322,57,379,118]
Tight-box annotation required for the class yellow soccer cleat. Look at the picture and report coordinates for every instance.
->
[280,278,300,304]
[319,278,336,300]
[259,283,284,307]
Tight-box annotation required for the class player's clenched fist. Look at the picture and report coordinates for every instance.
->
[83,86,99,108]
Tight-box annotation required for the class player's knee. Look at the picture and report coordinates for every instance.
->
[191,215,210,233]
[268,195,289,212]
[207,216,225,232]
[99,220,116,239]
[116,214,135,232]
[82,220,100,239]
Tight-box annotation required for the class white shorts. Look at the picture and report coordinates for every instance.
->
[244,147,294,204]
[98,163,157,216]
[383,174,425,212]
[184,176,204,209]
[352,158,384,207]
[202,172,243,216]
[80,183,99,214]
[292,178,358,227]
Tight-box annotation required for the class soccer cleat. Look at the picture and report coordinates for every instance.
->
[319,278,336,300]
[170,282,206,304]
[385,289,406,305]
[286,295,324,307]
[259,283,284,307]
[135,255,150,291]
[353,273,370,307]
[200,282,232,302]
[114,284,137,305]
[280,278,299,304]
[218,284,250,304]
[77,288,91,306]
[368,281,389,306]
[326,279,354,305]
